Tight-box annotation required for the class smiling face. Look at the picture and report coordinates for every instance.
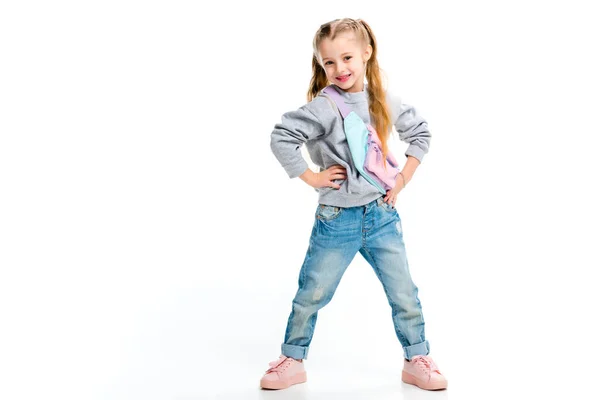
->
[318,30,372,93]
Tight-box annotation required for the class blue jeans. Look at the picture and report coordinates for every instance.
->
[281,196,430,361]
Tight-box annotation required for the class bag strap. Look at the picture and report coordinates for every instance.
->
[322,85,352,118]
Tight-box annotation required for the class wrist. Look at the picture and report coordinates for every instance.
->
[397,171,410,188]
[400,170,412,184]
[299,169,317,187]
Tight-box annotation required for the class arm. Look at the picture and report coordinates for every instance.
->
[270,105,326,179]
[270,102,347,189]
[392,98,432,185]
[398,155,420,186]
[395,101,431,163]
[386,154,420,204]
[299,168,317,186]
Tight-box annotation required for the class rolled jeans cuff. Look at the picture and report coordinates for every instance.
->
[404,340,430,360]
[281,344,309,360]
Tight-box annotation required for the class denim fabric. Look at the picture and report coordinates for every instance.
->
[281,196,430,361]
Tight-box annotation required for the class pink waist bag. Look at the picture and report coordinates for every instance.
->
[364,118,400,191]
[323,84,400,192]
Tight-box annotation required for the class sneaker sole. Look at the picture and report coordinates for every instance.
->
[260,371,307,390]
[402,371,447,390]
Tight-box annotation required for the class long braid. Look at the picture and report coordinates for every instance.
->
[307,54,330,103]
[359,19,393,167]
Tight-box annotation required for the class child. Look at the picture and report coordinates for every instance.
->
[261,18,447,391]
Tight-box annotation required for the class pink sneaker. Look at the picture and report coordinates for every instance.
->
[260,355,307,390]
[402,355,448,390]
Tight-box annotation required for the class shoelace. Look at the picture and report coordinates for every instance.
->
[411,355,441,378]
[265,355,293,375]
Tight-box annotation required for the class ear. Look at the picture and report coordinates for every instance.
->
[363,44,373,63]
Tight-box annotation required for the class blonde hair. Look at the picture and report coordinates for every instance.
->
[308,18,393,164]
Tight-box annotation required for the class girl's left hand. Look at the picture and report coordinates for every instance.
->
[383,173,408,206]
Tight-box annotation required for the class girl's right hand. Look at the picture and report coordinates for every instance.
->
[301,164,347,189]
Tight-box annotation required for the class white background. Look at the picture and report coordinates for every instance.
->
[1,1,599,399]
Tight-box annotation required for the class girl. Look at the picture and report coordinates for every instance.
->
[261,18,447,391]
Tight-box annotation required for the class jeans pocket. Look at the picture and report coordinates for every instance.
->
[377,197,396,212]
[316,204,343,221]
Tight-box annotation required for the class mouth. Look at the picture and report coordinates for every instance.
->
[336,74,351,82]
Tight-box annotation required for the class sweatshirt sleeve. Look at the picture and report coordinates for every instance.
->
[388,93,432,163]
[270,104,327,179]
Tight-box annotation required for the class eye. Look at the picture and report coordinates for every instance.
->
[345,56,352,60]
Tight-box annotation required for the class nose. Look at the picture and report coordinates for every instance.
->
[336,68,347,76]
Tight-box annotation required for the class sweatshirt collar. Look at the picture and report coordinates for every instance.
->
[330,82,368,103]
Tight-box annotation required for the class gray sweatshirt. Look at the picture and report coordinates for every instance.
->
[270,83,431,207]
